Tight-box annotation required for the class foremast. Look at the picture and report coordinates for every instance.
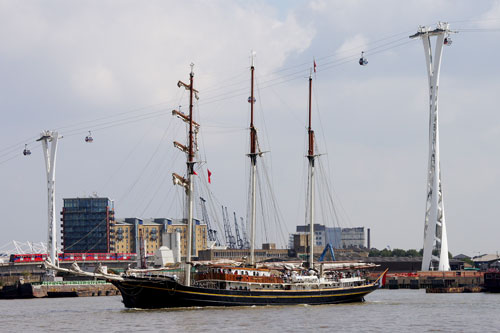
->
[248,52,258,266]
[306,71,315,269]
[172,63,199,286]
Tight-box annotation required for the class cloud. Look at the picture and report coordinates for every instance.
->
[336,34,368,58]
[71,65,120,103]
[0,0,315,248]
[479,0,500,28]
[2,1,500,256]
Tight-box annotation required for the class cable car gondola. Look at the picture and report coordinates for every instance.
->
[359,51,368,66]
[23,144,31,156]
[85,131,93,143]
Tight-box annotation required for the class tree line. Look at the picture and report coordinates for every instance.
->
[368,248,423,257]
[368,248,454,259]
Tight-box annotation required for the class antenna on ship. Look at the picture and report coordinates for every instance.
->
[172,63,199,286]
[306,68,316,269]
[248,50,258,266]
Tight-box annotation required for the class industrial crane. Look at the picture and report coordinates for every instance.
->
[199,197,220,246]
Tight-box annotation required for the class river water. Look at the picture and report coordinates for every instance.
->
[1,289,499,332]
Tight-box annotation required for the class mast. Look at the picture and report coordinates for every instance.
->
[186,63,195,285]
[172,63,199,286]
[248,52,258,266]
[307,71,315,269]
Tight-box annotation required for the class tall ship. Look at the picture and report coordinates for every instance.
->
[47,59,386,308]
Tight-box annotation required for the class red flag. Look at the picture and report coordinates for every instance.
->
[193,170,198,176]
[313,59,317,73]
[207,169,212,184]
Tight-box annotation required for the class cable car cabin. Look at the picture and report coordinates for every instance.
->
[85,131,93,143]
[359,51,368,66]
[23,144,31,156]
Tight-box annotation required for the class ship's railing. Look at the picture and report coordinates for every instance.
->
[196,272,283,284]
[35,280,111,286]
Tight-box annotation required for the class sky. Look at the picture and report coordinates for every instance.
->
[1,0,500,257]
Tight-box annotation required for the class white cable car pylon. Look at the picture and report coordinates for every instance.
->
[410,22,456,271]
[36,130,60,276]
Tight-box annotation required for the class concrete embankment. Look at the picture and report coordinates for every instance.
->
[0,280,119,299]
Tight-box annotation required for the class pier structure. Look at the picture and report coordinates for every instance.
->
[37,131,60,275]
[410,22,453,271]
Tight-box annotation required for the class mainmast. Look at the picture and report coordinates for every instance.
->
[248,52,258,266]
[306,71,315,269]
[172,63,199,286]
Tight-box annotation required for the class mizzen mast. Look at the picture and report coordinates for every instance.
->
[306,70,315,269]
[248,51,258,266]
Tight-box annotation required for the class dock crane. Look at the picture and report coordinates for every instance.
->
[222,206,236,249]
[241,217,250,249]
[233,212,244,249]
[199,197,220,246]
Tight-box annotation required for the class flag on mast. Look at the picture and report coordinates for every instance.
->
[207,169,212,184]
[313,59,317,73]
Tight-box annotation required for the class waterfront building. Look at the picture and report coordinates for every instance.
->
[341,227,366,248]
[60,196,207,257]
[111,218,207,259]
[60,197,115,253]
[291,224,366,251]
[472,254,500,270]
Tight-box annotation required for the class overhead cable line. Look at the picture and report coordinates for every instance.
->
[1,28,422,165]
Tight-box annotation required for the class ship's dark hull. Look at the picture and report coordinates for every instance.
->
[484,272,500,293]
[111,277,380,308]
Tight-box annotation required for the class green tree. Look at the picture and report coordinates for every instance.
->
[368,248,381,257]
[392,248,406,257]
[405,249,420,257]
[380,249,392,257]
[462,257,474,266]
